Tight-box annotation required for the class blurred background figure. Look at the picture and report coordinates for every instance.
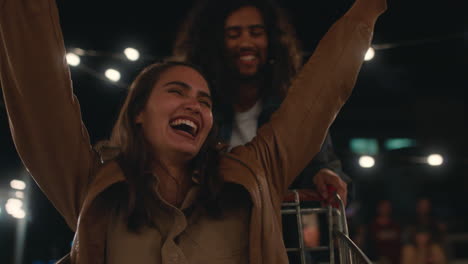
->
[368,200,402,264]
[403,197,447,245]
[401,227,447,264]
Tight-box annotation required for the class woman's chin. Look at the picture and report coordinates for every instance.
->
[169,143,201,160]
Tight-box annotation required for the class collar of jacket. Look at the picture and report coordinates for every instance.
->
[70,153,263,263]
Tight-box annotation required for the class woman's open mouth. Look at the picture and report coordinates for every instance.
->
[169,118,199,138]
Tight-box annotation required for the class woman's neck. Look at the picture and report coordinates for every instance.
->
[153,159,192,208]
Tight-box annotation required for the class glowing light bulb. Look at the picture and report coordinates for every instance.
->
[427,154,443,166]
[359,155,375,168]
[364,47,375,61]
[66,53,80,66]
[105,69,121,82]
[10,179,26,190]
[124,47,140,61]
[12,209,26,219]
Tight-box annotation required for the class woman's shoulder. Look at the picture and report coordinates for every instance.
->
[94,140,122,163]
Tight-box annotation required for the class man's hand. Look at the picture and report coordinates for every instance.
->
[313,168,348,206]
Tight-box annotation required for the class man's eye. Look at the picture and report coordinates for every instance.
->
[200,100,212,108]
[250,28,265,37]
[225,29,240,39]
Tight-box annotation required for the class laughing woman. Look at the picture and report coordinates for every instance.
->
[0,0,386,263]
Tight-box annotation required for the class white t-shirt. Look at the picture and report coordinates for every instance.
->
[229,100,263,150]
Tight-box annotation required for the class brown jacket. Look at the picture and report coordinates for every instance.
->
[0,0,385,263]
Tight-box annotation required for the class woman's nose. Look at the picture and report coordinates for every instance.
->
[183,97,201,113]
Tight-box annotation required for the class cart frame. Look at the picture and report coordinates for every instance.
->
[282,189,372,264]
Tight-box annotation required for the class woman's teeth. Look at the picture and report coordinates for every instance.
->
[170,119,198,134]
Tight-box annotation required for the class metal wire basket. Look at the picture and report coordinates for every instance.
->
[282,188,372,264]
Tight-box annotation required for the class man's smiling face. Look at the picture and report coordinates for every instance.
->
[224,6,268,77]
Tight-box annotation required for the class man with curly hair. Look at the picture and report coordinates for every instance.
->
[173,1,351,261]
[174,0,349,198]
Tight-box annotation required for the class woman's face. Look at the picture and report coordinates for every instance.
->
[136,65,213,162]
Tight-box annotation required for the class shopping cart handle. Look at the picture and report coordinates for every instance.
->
[283,189,322,202]
[325,185,341,208]
[283,186,342,208]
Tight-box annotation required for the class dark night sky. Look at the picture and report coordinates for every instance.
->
[0,0,466,263]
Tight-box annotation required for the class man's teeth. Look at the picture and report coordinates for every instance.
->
[240,55,256,61]
[170,119,198,134]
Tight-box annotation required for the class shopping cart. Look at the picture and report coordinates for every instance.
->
[282,187,372,264]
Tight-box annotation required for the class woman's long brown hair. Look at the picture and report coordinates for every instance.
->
[105,61,223,231]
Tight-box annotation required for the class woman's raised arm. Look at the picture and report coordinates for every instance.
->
[0,0,99,231]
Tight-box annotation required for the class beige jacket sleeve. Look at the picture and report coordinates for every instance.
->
[232,0,386,202]
[0,0,99,231]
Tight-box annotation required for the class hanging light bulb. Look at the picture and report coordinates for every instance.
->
[105,68,121,82]
[66,52,80,66]
[427,154,443,166]
[124,47,140,61]
[359,155,375,168]
[364,47,375,61]
[10,179,26,190]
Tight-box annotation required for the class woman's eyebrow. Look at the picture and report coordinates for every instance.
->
[164,81,211,100]
[163,81,191,89]
[225,24,265,31]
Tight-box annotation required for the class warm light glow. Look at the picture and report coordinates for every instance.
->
[5,198,26,219]
[124,47,140,61]
[364,47,375,61]
[15,191,24,199]
[6,198,22,208]
[359,155,375,168]
[66,52,80,66]
[427,154,443,166]
[105,69,121,82]
[12,209,26,219]
[10,179,26,190]
[73,48,86,56]
[6,198,23,215]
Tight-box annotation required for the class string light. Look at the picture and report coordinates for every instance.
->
[105,69,121,82]
[124,48,140,61]
[5,198,25,219]
[427,154,443,166]
[10,179,26,190]
[61,33,460,89]
[66,53,80,66]
[359,155,375,168]
[73,48,86,56]
[364,47,375,61]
